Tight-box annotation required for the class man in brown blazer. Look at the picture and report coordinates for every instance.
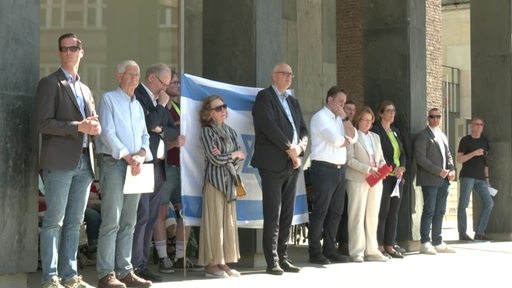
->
[36,33,101,288]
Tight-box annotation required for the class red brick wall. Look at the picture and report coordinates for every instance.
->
[426,0,443,112]
[336,0,364,107]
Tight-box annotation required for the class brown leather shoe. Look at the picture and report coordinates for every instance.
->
[119,271,152,287]
[97,273,126,288]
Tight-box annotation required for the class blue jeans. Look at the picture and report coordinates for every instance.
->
[420,179,450,245]
[457,177,494,235]
[40,154,92,283]
[96,155,141,279]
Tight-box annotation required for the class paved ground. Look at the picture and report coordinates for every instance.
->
[28,227,512,288]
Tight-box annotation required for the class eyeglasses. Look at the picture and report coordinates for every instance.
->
[210,104,227,112]
[59,46,80,53]
[154,75,169,87]
[384,108,396,113]
[473,122,484,126]
[170,81,180,85]
[275,71,295,78]
[428,115,442,119]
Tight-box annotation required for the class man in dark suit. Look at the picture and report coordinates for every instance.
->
[132,63,180,281]
[415,108,456,255]
[36,33,101,288]
[251,63,308,275]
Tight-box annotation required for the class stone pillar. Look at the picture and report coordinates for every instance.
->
[203,0,281,87]
[362,0,428,246]
[203,0,283,268]
[471,0,512,240]
[0,0,39,287]
[184,0,203,76]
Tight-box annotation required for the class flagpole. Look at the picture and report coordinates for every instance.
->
[180,209,187,277]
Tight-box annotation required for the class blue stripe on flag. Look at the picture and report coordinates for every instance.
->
[182,194,308,222]
[181,74,256,111]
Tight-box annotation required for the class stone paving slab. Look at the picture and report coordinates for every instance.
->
[28,238,512,288]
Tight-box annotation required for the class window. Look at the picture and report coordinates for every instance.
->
[40,0,183,103]
[40,0,105,29]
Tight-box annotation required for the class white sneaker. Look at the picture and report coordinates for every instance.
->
[365,253,389,262]
[42,276,64,288]
[61,275,94,288]
[351,255,364,263]
[419,242,437,255]
[434,242,456,253]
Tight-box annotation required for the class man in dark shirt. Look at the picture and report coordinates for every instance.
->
[456,117,494,241]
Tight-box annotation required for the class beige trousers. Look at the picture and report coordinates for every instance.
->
[198,182,240,267]
[346,179,383,258]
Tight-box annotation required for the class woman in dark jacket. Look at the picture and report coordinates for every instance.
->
[371,100,407,259]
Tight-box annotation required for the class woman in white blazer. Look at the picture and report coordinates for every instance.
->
[346,107,389,263]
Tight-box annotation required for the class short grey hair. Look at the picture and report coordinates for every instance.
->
[145,63,171,80]
[117,60,139,74]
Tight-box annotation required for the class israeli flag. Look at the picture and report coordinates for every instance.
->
[180,74,309,228]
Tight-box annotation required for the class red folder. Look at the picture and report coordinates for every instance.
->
[365,164,393,187]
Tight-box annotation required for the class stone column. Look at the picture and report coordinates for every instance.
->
[471,0,512,240]
[0,0,39,287]
[203,0,283,268]
[362,0,428,247]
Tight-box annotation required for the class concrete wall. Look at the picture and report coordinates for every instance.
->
[0,0,40,286]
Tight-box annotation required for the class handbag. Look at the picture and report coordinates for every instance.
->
[236,174,246,199]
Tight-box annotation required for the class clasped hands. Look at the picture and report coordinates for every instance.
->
[287,144,302,169]
[78,115,101,136]
[123,153,146,176]
[439,169,455,181]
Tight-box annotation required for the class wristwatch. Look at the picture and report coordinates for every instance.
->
[342,116,350,122]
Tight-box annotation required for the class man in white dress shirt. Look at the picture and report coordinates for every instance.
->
[308,86,357,264]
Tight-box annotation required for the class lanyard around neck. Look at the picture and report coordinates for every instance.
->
[171,100,181,117]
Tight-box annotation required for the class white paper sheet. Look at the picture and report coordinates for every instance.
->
[488,186,498,197]
[391,178,401,198]
[123,163,155,194]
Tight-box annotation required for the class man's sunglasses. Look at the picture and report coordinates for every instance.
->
[59,46,81,53]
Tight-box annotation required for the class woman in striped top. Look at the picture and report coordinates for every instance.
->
[197,95,246,278]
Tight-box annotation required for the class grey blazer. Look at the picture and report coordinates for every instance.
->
[414,126,455,186]
[37,68,97,172]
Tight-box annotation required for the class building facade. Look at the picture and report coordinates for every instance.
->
[1,0,511,286]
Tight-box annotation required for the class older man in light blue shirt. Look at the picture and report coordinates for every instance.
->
[95,60,153,288]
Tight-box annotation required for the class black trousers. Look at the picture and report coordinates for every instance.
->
[259,167,299,267]
[308,161,346,257]
[377,176,403,246]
